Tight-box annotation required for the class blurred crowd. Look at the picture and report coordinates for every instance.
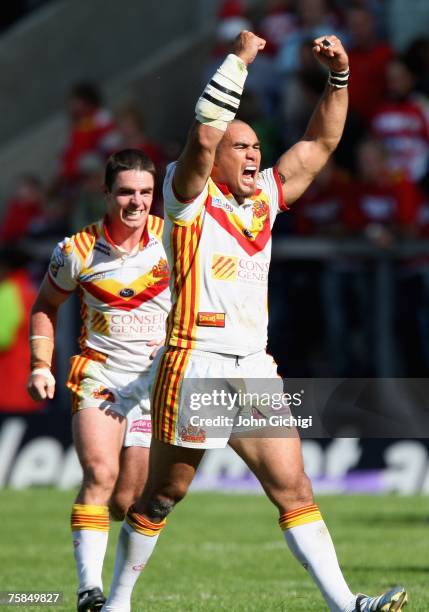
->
[2,0,429,412]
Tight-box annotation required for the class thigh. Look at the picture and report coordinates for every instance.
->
[135,438,205,512]
[228,436,313,511]
[72,406,126,469]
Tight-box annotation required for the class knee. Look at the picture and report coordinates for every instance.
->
[82,459,118,492]
[142,482,189,521]
[268,471,314,513]
[109,493,131,521]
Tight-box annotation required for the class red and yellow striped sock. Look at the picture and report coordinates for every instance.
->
[278,503,322,531]
[71,504,109,532]
[126,509,166,536]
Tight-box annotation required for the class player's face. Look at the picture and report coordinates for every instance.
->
[212,122,261,200]
[106,169,154,231]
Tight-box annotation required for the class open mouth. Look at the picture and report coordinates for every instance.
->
[123,209,144,220]
[242,166,257,185]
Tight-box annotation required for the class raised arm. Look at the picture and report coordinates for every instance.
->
[277,35,349,206]
[173,31,266,201]
[27,275,70,401]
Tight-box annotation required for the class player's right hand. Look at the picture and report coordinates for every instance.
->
[27,369,56,401]
[233,31,266,66]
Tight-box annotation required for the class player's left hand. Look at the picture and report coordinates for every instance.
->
[147,338,165,360]
[312,35,349,72]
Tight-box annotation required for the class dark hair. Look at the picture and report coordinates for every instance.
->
[70,82,102,107]
[104,149,156,192]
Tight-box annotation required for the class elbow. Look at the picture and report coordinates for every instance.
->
[319,136,340,157]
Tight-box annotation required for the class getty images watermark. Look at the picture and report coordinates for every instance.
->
[179,378,429,439]
[187,388,313,431]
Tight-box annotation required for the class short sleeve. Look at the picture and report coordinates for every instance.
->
[258,167,288,223]
[163,162,208,225]
[47,238,82,293]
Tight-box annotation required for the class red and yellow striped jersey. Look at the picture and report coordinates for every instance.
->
[48,215,170,372]
[162,163,287,356]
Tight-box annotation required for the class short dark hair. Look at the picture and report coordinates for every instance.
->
[70,82,102,107]
[104,149,156,192]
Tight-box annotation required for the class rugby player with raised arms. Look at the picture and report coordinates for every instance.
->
[102,33,407,612]
[27,149,170,612]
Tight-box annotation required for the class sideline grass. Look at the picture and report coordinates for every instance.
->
[0,490,427,611]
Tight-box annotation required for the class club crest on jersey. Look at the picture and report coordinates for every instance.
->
[211,254,238,281]
[252,200,269,218]
[180,424,206,443]
[92,386,116,402]
[119,288,135,298]
[151,257,169,279]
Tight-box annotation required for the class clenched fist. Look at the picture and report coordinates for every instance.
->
[233,31,266,66]
[312,35,349,73]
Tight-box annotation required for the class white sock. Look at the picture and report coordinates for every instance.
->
[73,529,109,593]
[280,504,356,612]
[71,503,109,593]
[102,513,165,612]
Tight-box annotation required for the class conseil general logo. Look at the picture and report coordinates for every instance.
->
[211,254,238,281]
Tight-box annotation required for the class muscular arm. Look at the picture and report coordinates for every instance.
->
[173,31,266,201]
[277,35,349,206]
[173,122,225,201]
[28,275,71,400]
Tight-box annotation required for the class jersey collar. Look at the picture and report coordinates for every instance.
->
[213,181,262,206]
[102,216,150,254]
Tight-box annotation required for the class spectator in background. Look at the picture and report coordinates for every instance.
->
[371,58,429,182]
[113,106,164,169]
[106,105,168,216]
[258,0,297,56]
[69,153,106,233]
[343,137,418,241]
[205,3,277,117]
[280,39,327,147]
[0,175,45,242]
[291,158,349,236]
[58,82,117,186]
[346,5,393,124]
[276,0,344,75]
[0,245,39,413]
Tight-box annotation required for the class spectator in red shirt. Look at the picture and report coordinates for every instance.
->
[0,175,45,242]
[346,6,394,124]
[59,82,117,184]
[291,159,349,236]
[343,137,419,242]
[371,58,429,182]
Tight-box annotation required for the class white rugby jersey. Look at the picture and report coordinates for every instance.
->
[48,216,170,372]
[163,162,288,356]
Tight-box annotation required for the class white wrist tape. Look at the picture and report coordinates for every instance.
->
[328,68,349,88]
[31,368,56,385]
[195,54,248,131]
